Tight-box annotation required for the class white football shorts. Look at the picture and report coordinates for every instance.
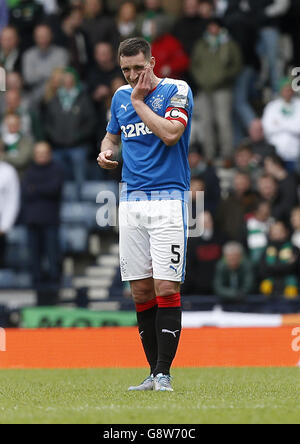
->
[119,199,188,282]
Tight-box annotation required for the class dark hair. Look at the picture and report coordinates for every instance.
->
[205,16,224,29]
[189,142,204,156]
[236,143,253,154]
[271,219,289,232]
[191,174,205,181]
[259,173,276,183]
[118,37,151,61]
[61,5,83,21]
[254,199,270,212]
[265,153,286,169]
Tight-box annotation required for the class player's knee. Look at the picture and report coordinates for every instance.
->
[131,280,155,304]
[155,280,180,297]
[132,291,155,304]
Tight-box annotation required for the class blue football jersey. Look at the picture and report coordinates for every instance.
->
[106,78,193,201]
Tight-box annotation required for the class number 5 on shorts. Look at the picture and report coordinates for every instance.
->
[171,245,181,264]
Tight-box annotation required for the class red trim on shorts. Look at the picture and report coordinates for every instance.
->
[135,298,157,312]
[156,293,181,308]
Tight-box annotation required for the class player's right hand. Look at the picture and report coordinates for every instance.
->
[97,150,119,169]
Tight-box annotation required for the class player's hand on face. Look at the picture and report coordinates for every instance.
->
[131,66,152,102]
[97,150,119,169]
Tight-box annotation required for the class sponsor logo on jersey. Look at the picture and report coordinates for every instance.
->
[121,103,130,112]
[121,122,153,138]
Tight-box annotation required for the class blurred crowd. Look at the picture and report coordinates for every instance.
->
[1,0,300,307]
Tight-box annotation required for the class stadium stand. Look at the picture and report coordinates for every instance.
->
[1,0,300,327]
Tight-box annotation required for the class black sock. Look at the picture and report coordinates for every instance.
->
[136,304,158,375]
[154,306,182,376]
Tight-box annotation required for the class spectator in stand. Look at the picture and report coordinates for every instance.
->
[1,89,43,141]
[22,142,64,305]
[0,113,34,176]
[257,173,295,224]
[88,42,122,140]
[264,154,299,216]
[188,143,221,215]
[0,71,31,127]
[173,0,212,57]
[0,141,20,269]
[240,119,276,167]
[255,0,290,94]
[257,173,278,205]
[116,1,139,41]
[136,0,170,43]
[199,0,215,20]
[5,71,28,99]
[5,70,24,93]
[216,172,259,241]
[283,0,300,68]
[22,24,69,105]
[88,42,122,95]
[244,200,272,266]
[189,175,205,220]
[189,142,207,176]
[43,67,96,197]
[82,0,119,50]
[9,0,45,52]
[183,211,225,295]
[0,26,21,73]
[262,77,300,172]
[225,0,289,94]
[234,144,263,188]
[41,67,64,105]
[290,207,300,250]
[291,207,300,250]
[224,1,261,144]
[214,241,254,303]
[190,17,242,162]
[2,71,32,109]
[260,220,300,300]
[53,5,91,79]
[151,15,189,80]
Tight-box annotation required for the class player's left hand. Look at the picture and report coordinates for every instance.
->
[131,66,152,102]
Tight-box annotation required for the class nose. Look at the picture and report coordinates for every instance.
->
[129,70,138,82]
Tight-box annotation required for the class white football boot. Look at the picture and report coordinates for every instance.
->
[128,375,154,391]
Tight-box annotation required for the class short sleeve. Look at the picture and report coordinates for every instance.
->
[106,93,121,135]
[164,81,191,128]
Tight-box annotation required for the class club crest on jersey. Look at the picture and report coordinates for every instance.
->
[150,94,164,112]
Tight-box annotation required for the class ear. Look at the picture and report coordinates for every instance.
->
[150,57,156,69]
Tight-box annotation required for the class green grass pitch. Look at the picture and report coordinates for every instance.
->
[0,368,299,424]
